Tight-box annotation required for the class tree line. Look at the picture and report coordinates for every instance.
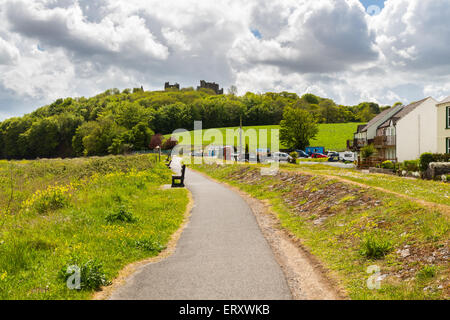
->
[0,87,393,159]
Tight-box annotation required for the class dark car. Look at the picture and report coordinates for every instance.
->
[328,155,340,162]
[311,153,328,159]
[295,150,309,158]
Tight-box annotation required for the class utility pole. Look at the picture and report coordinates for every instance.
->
[239,115,243,162]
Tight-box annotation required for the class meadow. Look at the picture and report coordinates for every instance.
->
[192,162,449,300]
[0,155,188,299]
[166,123,364,151]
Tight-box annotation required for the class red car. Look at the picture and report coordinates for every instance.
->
[311,153,328,159]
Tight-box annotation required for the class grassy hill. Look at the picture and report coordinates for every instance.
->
[167,123,363,151]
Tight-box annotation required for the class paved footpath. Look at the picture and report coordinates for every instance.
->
[110,158,292,300]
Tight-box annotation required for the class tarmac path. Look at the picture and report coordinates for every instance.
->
[109,158,292,300]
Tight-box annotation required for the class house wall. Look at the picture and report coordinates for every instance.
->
[366,106,403,139]
[436,102,450,153]
[396,98,438,161]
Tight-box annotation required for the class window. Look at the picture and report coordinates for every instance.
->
[447,107,450,129]
[447,138,450,154]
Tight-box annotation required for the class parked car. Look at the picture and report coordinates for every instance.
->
[295,150,309,158]
[273,152,293,162]
[339,152,356,162]
[311,153,328,159]
[326,151,339,157]
[191,150,203,157]
[328,155,340,162]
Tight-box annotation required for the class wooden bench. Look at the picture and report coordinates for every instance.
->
[172,165,186,188]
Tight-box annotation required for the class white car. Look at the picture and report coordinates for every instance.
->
[272,152,292,162]
[339,152,356,162]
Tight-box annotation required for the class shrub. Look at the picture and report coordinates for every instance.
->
[289,152,298,164]
[381,160,394,170]
[402,160,419,172]
[417,265,437,281]
[105,205,137,223]
[359,234,393,259]
[419,153,450,172]
[60,259,110,291]
[23,184,72,214]
[420,153,435,172]
[361,144,376,160]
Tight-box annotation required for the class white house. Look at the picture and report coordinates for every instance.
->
[436,97,450,154]
[373,97,439,162]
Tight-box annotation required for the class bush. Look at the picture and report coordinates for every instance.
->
[361,144,376,160]
[420,153,450,172]
[60,259,110,291]
[417,265,437,281]
[420,153,435,172]
[289,152,298,164]
[381,160,394,170]
[24,185,72,214]
[105,205,137,223]
[402,160,419,172]
[359,234,393,259]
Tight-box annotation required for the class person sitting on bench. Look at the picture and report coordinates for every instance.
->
[172,165,186,188]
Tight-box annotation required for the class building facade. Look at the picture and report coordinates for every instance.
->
[436,97,450,154]
[350,97,444,162]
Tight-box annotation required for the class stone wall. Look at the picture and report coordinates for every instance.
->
[425,162,450,180]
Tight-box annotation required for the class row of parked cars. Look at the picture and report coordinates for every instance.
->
[189,149,356,163]
[272,150,357,163]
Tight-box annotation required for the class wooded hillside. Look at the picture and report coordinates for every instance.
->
[0,87,388,159]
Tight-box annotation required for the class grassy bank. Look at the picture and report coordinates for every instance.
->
[279,163,449,206]
[192,163,449,300]
[0,155,188,299]
[167,123,364,151]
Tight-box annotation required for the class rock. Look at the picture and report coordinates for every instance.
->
[397,249,410,258]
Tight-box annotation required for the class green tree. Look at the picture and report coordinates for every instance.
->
[280,107,319,150]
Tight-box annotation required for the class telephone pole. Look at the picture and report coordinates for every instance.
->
[239,115,243,162]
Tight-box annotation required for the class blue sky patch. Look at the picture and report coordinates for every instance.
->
[251,29,262,39]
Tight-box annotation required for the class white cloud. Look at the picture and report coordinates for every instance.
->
[0,36,19,65]
[0,0,450,120]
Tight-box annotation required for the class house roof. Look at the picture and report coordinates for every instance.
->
[378,97,430,128]
[356,124,366,133]
[361,104,403,132]
[437,96,450,105]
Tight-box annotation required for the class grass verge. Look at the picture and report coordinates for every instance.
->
[0,155,188,299]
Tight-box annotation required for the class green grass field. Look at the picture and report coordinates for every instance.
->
[0,155,188,299]
[166,123,364,151]
[192,162,450,300]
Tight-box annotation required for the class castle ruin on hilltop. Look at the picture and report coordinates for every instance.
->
[164,80,223,94]
[197,80,223,94]
[164,82,180,90]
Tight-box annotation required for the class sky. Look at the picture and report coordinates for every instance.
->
[0,0,450,120]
